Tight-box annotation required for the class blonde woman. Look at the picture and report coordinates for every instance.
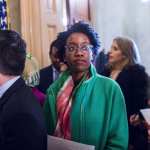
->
[23,53,45,106]
[102,36,149,150]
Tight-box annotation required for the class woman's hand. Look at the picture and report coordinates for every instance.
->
[130,114,150,143]
[130,114,141,126]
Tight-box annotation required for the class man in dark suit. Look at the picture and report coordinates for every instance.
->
[0,30,47,150]
[37,40,59,94]
[37,34,67,94]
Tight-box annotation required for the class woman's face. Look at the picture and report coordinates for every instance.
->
[108,40,126,65]
[64,32,92,73]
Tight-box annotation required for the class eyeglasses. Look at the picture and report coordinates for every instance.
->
[65,44,93,53]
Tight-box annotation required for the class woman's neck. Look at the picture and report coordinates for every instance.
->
[71,70,89,83]
[111,65,122,71]
[110,69,121,80]
[111,59,128,71]
[110,60,128,80]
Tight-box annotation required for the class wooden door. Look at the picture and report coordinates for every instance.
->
[20,0,65,68]
[66,0,91,25]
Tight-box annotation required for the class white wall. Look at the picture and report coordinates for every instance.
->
[91,0,150,74]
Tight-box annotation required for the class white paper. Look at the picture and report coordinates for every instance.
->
[47,135,95,150]
[140,108,150,124]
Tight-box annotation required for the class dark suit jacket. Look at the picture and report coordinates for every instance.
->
[0,78,47,150]
[37,65,53,94]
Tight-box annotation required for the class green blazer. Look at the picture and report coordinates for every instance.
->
[44,64,128,150]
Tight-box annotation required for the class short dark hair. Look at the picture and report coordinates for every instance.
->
[49,31,68,62]
[0,30,26,76]
[49,40,57,56]
[64,21,100,56]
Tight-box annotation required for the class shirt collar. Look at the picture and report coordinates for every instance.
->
[52,66,58,73]
[52,66,59,81]
[0,76,20,98]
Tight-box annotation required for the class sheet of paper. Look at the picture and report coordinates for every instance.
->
[140,108,150,124]
[47,135,95,150]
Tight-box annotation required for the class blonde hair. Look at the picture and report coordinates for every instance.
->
[23,53,40,87]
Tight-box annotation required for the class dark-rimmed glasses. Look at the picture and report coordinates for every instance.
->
[65,44,93,53]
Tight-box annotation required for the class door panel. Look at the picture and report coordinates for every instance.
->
[20,0,65,68]
[67,0,91,25]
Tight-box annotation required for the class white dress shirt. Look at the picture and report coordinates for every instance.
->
[52,67,59,81]
[0,76,20,98]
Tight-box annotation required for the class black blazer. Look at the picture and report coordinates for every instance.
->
[0,78,47,150]
[37,65,53,94]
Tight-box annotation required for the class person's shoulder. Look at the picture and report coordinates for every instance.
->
[95,73,112,81]
[95,74,120,88]
[40,65,53,73]
[92,74,123,97]
[122,64,149,87]
[3,83,39,114]
[11,78,36,100]
[125,64,148,77]
[17,84,36,102]
[125,64,146,73]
